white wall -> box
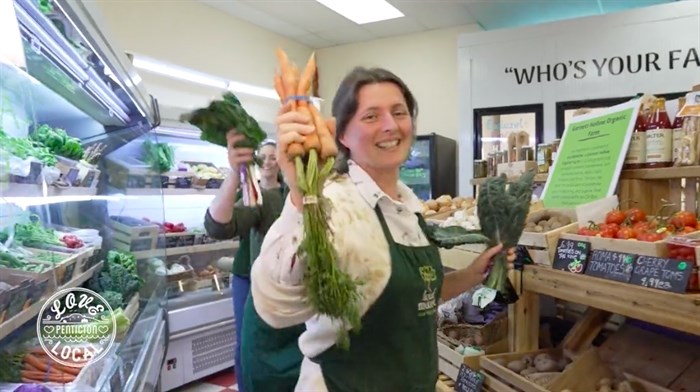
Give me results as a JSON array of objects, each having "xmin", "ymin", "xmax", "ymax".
[
  {"xmin": 457, "ymin": 1, "xmax": 700, "ymax": 196},
  {"xmin": 94, "ymin": 0, "xmax": 313, "ymax": 123},
  {"xmin": 317, "ymin": 25, "xmax": 482, "ymax": 142}
]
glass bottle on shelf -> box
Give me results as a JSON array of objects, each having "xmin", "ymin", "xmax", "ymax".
[
  {"xmin": 644, "ymin": 98, "xmax": 673, "ymax": 168},
  {"xmin": 672, "ymin": 97, "xmax": 686, "ymax": 166},
  {"xmin": 623, "ymin": 110, "xmax": 648, "ymax": 169}
]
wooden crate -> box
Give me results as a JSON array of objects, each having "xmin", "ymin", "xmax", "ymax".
[
  {"xmin": 439, "ymin": 315, "xmax": 509, "ymax": 348},
  {"xmin": 519, "ymin": 209, "xmax": 578, "ymax": 266},
  {"xmin": 108, "ymin": 217, "xmax": 159, "ymax": 252},
  {"xmin": 158, "ymin": 232, "xmax": 196, "ymax": 248},
  {"xmin": 438, "ymin": 338, "xmax": 508, "ymax": 381},
  {"xmin": 26, "ymin": 247, "xmax": 83, "ymax": 287},
  {"xmin": 481, "ymin": 308, "xmax": 613, "ymax": 391},
  {"xmin": 618, "ymin": 166, "xmax": 700, "ymax": 216},
  {"xmin": 560, "ymin": 232, "xmax": 668, "ymax": 257}
]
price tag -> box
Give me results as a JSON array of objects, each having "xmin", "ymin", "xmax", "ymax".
[
  {"xmin": 584, "ymin": 249, "xmax": 635, "ymax": 283},
  {"xmin": 629, "ymin": 255, "xmax": 692, "ymax": 293},
  {"xmin": 472, "ymin": 287, "xmax": 497, "ymax": 309},
  {"xmin": 552, "ymin": 238, "xmax": 590, "ymax": 273},
  {"xmin": 454, "ymin": 364, "xmax": 484, "ymax": 392}
]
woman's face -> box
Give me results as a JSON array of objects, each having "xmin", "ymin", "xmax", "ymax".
[
  {"xmin": 340, "ymin": 82, "xmax": 413, "ymax": 174},
  {"xmin": 258, "ymin": 144, "xmax": 279, "ymax": 179}
]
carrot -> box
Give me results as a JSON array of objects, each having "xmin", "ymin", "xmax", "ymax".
[
  {"xmin": 296, "ymin": 52, "xmax": 316, "ymax": 107},
  {"xmin": 21, "ymin": 370, "xmax": 75, "ymax": 383},
  {"xmin": 24, "ymin": 353, "xmax": 52, "ymax": 373},
  {"xmin": 309, "ymin": 105, "xmax": 337, "ymax": 159},
  {"xmin": 275, "ymin": 48, "xmax": 297, "ymax": 110},
  {"xmin": 273, "ymin": 71, "xmax": 285, "ymax": 104}
]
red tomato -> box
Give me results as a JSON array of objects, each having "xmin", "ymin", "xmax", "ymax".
[
  {"xmin": 625, "ymin": 208, "xmax": 647, "ymax": 224},
  {"xmin": 637, "ymin": 231, "xmax": 664, "ymax": 242},
  {"xmin": 605, "ymin": 210, "xmax": 626, "ymax": 225},
  {"xmin": 616, "ymin": 227, "xmax": 636, "ymax": 240},
  {"xmin": 671, "ymin": 211, "xmax": 698, "ymax": 228},
  {"xmin": 599, "ymin": 223, "xmax": 620, "ymax": 234},
  {"xmin": 682, "ymin": 226, "xmax": 697, "ymax": 234}
]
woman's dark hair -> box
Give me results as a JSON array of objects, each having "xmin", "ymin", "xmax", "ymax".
[{"xmin": 331, "ymin": 67, "xmax": 418, "ymax": 173}]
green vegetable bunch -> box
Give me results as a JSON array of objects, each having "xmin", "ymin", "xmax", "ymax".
[
  {"xmin": 477, "ymin": 172, "xmax": 535, "ymax": 303},
  {"xmin": 142, "ymin": 139, "xmax": 175, "ymax": 173},
  {"xmin": 89, "ymin": 250, "xmax": 141, "ymax": 306},
  {"xmin": 0, "ymin": 129, "xmax": 57, "ymax": 166},
  {"xmin": 13, "ymin": 216, "xmax": 62, "ymax": 247},
  {"xmin": 30, "ymin": 124, "xmax": 84, "ymax": 161},
  {"xmin": 184, "ymin": 92, "xmax": 267, "ymax": 153}
]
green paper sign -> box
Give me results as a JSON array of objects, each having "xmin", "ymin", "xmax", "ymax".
[{"xmin": 542, "ymin": 100, "xmax": 641, "ymax": 208}]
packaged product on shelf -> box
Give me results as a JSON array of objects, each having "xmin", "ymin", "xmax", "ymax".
[
  {"xmin": 673, "ymin": 97, "xmax": 688, "ymax": 166},
  {"xmin": 623, "ymin": 110, "xmax": 648, "ymax": 169},
  {"xmin": 645, "ymin": 97, "xmax": 674, "ymax": 168}
]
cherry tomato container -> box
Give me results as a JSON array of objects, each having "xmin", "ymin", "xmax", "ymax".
[{"xmin": 666, "ymin": 235, "xmax": 700, "ymax": 292}]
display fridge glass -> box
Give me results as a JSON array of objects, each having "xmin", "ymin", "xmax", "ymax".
[{"xmin": 400, "ymin": 138, "xmax": 432, "ymax": 201}]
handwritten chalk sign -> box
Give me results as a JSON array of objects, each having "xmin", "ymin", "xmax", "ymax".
[
  {"xmin": 552, "ymin": 238, "xmax": 590, "ymax": 274},
  {"xmin": 630, "ymin": 256, "xmax": 692, "ymax": 294},
  {"xmin": 584, "ymin": 249, "xmax": 635, "ymax": 283},
  {"xmin": 454, "ymin": 364, "xmax": 484, "ymax": 392}
]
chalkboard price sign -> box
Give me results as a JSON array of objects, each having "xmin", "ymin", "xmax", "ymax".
[
  {"xmin": 584, "ymin": 249, "xmax": 635, "ymax": 283},
  {"xmin": 454, "ymin": 364, "xmax": 484, "ymax": 392},
  {"xmin": 552, "ymin": 238, "xmax": 590, "ymax": 273},
  {"xmin": 630, "ymin": 255, "xmax": 693, "ymax": 294}
]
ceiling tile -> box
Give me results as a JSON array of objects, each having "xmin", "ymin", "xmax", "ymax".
[
  {"xmin": 315, "ymin": 25, "xmax": 376, "ymax": 46},
  {"xmin": 198, "ymin": 0, "xmax": 310, "ymax": 36},
  {"xmin": 244, "ymin": 0, "xmax": 358, "ymax": 33},
  {"xmin": 362, "ymin": 17, "xmax": 427, "ymax": 38},
  {"xmin": 293, "ymin": 33, "xmax": 335, "ymax": 49},
  {"xmin": 397, "ymin": 2, "xmax": 477, "ymax": 29}
]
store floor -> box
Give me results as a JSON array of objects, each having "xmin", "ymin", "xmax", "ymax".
[{"xmin": 171, "ymin": 368, "xmax": 238, "ymax": 392}]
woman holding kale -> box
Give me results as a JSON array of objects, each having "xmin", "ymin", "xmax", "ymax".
[
  {"xmin": 250, "ymin": 67, "xmax": 519, "ymax": 391},
  {"xmin": 202, "ymin": 132, "xmax": 304, "ymax": 389}
]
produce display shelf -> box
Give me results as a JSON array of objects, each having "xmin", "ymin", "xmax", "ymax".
[
  {"xmin": 522, "ymin": 265, "xmax": 700, "ymax": 336},
  {"xmin": 0, "ymin": 261, "xmax": 104, "ymax": 341},
  {"xmin": 118, "ymin": 188, "xmax": 220, "ymax": 196},
  {"xmin": 0, "ymin": 183, "xmax": 98, "ymax": 198},
  {"xmin": 470, "ymin": 173, "xmax": 549, "ymax": 186},
  {"xmin": 620, "ymin": 165, "xmax": 700, "ymax": 180},
  {"xmin": 131, "ymin": 240, "xmax": 240, "ymax": 259}
]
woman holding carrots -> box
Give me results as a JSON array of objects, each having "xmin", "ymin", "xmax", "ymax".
[
  {"xmin": 204, "ymin": 136, "xmax": 304, "ymax": 392},
  {"xmin": 250, "ymin": 66, "xmax": 515, "ymax": 391}
]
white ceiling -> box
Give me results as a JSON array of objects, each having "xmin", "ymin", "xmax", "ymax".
[
  {"xmin": 198, "ymin": 0, "xmax": 478, "ymax": 48},
  {"xmin": 197, "ymin": 0, "xmax": 675, "ymax": 49}
]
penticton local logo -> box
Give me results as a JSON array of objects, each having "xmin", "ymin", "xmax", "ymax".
[{"xmin": 37, "ymin": 288, "xmax": 116, "ymax": 368}]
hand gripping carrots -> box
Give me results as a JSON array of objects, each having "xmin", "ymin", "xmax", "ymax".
[{"xmin": 274, "ymin": 48, "xmax": 361, "ymax": 349}]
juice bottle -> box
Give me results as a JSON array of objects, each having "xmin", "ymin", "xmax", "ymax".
[
  {"xmin": 624, "ymin": 111, "xmax": 648, "ymax": 169},
  {"xmin": 645, "ymin": 98, "xmax": 673, "ymax": 168},
  {"xmin": 672, "ymin": 97, "xmax": 686, "ymax": 166}
]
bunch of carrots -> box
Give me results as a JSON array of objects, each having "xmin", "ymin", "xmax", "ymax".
[
  {"xmin": 18, "ymin": 348, "xmax": 83, "ymax": 384},
  {"xmin": 274, "ymin": 48, "xmax": 362, "ymax": 348}
]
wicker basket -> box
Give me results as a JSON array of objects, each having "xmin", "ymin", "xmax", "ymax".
[{"xmin": 438, "ymin": 314, "xmax": 508, "ymax": 347}]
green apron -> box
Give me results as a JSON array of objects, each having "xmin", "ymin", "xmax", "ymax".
[
  {"xmin": 312, "ymin": 205, "xmax": 444, "ymax": 392},
  {"xmin": 240, "ymin": 293, "xmax": 306, "ymax": 392}
]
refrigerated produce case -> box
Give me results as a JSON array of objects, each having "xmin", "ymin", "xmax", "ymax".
[
  {"xmin": 0, "ymin": 0, "xmax": 174, "ymax": 391},
  {"xmin": 400, "ymin": 133, "xmax": 457, "ymax": 200}
]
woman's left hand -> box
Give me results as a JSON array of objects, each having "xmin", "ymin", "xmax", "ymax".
[{"xmin": 468, "ymin": 244, "xmax": 516, "ymax": 284}]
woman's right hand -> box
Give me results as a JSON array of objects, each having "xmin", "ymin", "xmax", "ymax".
[
  {"xmin": 275, "ymin": 103, "xmax": 315, "ymax": 206},
  {"xmin": 226, "ymin": 130, "xmax": 255, "ymax": 177}
]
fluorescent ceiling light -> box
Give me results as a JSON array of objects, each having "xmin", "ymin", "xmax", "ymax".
[
  {"xmin": 132, "ymin": 55, "xmax": 228, "ymax": 90},
  {"xmin": 315, "ymin": 0, "xmax": 404, "ymax": 24},
  {"xmin": 131, "ymin": 54, "xmax": 282, "ymax": 101}
]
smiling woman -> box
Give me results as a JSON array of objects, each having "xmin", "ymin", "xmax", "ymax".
[{"xmin": 248, "ymin": 66, "xmax": 515, "ymax": 391}]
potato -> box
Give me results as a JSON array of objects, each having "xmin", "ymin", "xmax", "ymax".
[
  {"xmin": 423, "ymin": 210, "xmax": 436, "ymax": 216},
  {"xmin": 453, "ymin": 196, "xmax": 465, "ymax": 205},
  {"xmin": 598, "ymin": 386, "xmax": 611, "ymax": 392},
  {"xmin": 473, "ymin": 334, "xmax": 483, "ymax": 346},
  {"xmin": 466, "ymin": 206, "xmax": 476, "ymax": 215},
  {"xmin": 436, "ymin": 195, "xmax": 452, "ymax": 207},
  {"xmin": 426, "ymin": 200, "xmax": 439, "ymax": 211},
  {"xmin": 460, "ymin": 200, "xmax": 472, "ymax": 209},
  {"xmin": 534, "ymin": 225, "xmax": 544, "ymax": 233},
  {"xmin": 438, "ymin": 206, "xmax": 452, "ymax": 213},
  {"xmin": 520, "ymin": 367, "xmax": 537, "ymax": 376},
  {"xmin": 616, "ymin": 381, "xmax": 634, "ymax": 392},
  {"xmin": 526, "ymin": 221, "xmax": 536, "ymax": 228},
  {"xmin": 506, "ymin": 360, "xmax": 526, "ymax": 373},
  {"xmin": 559, "ymin": 215, "xmax": 572, "ymax": 225},
  {"xmin": 521, "ymin": 355, "xmax": 534, "ymax": 366},
  {"xmin": 448, "ymin": 330, "xmax": 458, "ymax": 339}
]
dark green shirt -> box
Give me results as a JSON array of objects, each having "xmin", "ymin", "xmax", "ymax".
[{"xmin": 204, "ymin": 186, "xmax": 287, "ymax": 277}]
